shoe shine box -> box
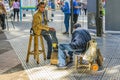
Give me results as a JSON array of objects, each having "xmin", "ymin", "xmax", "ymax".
[{"xmin": 50, "ymin": 51, "xmax": 70, "ymax": 65}]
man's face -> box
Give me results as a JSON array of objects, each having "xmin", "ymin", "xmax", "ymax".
[{"xmin": 38, "ymin": 4, "xmax": 46, "ymax": 13}]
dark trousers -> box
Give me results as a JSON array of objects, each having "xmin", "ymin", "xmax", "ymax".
[
  {"xmin": 84, "ymin": 8, "xmax": 87, "ymax": 15},
  {"xmin": 0, "ymin": 14, "xmax": 6, "ymax": 29},
  {"xmin": 73, "ymin": 14, "xmax": 79, "ymax": 24},
  {"xmin": 41, "ymin": 30, "xmax": 58, "ymax": 59},
  {"xmin": 13, "ymin": 8, "xmax": 19, "ymax": 20}
]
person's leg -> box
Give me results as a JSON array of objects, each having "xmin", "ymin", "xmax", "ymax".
[
  {"xmin": 0, "ymin": 14, "xmax": 2, "ymax": 28},
  {"xmin": 1, "ymin": 14, "xmax": 6, "ymax": 30},
  {"xmin": 73, "ymin": 14, "xmax": 76, "ymax": 24},
  {"xmin": 41, "ymin": 30, "xmax": 52, "ymax": 59},
  {"xmin": 84, "ymin": 8, "xmax": 87, "ymax": 15},
  {"xmin": 49, "ymin": 30, "xmax": 58, "ymax": 44},
  {"xmin": 58, "ymin": 44, "xmax": 67, "ymax": 66},
  {"xmin": 64, "ymin": 14, "xmax": 70, "ymax": 33},
  {"xmin": 75, "ymin": 14, "xmax": 79, "ymax": 23},
  {"xmin": 16, "ymin": 9, "xmax": 19, "ymax": 21},
  {"xmin": 64, "ymin": 14, "xmax": 67, "ymax": 33},
  {"xmin": 13, "ymin": 9, "xmax": 16, "ymax": 21},
  {"xmin": 65, "ymin": 14, "xmax": 70, "ymax": 33},
  {"xmin": 73, "ymin": 14, "xmax": 78, "ymax": 24},
  {"xmin": 58, "ymin": 44, "xmax": 73, "ymax": 67},
  {"xmin": 68, "ymin": 51, "xmax": 73, "ymax": 62}
]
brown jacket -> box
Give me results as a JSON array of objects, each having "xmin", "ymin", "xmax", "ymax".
[
  {"xmin": 0, "ymin": 2, "xmax": 6, "ymax": 14},
  {"xmin": 32, "ymin": 10, "xmax": 49, "ymax": 35}
]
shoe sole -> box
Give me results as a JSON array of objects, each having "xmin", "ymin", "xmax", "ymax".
[{"xmin": 57, "ymin": 67, "xmax": 67, "ymax": 70}]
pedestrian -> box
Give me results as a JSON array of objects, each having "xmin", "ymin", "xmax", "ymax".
[
  {"xmin": 57, "ymin": 23, "xmax": 91, "ymax": 69},
  {"xmin": 12, "ymin": 0, "xmax": 20, "ymax": 21},
  {"xmin": 0, "ymin": 1, "xmax": 7, "ymax": 30},
  {"xmin": 82, "ymin": 3, "xmax": 87, "ymax": 15},
  {"xmin": 32, "ymin": 2, "xmax": 58, "ymax": 59},
  {"xmin": 73, "ymin": 0, "xmax": 81, "ymax": 24},
  {"xmin": 61, "ymin": 0, "xmax": 71, "ymax": 34}
]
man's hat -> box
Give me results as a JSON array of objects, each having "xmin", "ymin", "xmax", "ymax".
[{"xmin": 73, "ymin": 23, "xmax": 81, "ymax": 28}]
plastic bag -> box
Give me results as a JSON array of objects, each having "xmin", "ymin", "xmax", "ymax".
[{"xmin": 83, "ymin": 39, "xmax": 97, "ymax": 62}]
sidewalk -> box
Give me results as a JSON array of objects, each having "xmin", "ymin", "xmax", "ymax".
[{"xmin": 1, "ymin": 10, "xmax": 120, "ymax": 80}]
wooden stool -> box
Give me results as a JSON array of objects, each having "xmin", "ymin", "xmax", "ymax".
[
  {"xmin": 26, "ymin": 34, "xmax": 46, "ymax": 64},
  {"xmin": 75, "ymin": 54, "xmax": 92, "ymax": 70},
  {"xmin": 74, "ymin": 40, "xmax": 100, "ymax": 71}
]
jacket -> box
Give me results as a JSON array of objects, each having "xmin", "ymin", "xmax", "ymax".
[
  {"xmin": 32, "ymin": 10, "xmax": 49, "ymax": 35},
  {"xmin": 0, "ymin": 2, "xmax": 6, "ymax": 14},
  {"xmin": 70, "ymin": 28, "xmax": 91, "ymax": 52},
  {"xmin": 61, "ymin": 0, "xmax": 71, "ymax": 14}
]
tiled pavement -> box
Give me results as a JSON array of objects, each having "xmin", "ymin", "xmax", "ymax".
[{"xmin": 0, "ymin": 10, "xmax": 120, "ymax": 80}]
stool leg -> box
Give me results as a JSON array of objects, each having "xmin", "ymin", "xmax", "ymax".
[
  {"xmin": 26, "ymin": 35, "xmax": 33, "ymax": 63},
  {"xmin": 75, "ymin": 55, "xmax": 78, "ymax": 70},
  {"xmin": 40, "ymin": 35, "xmax": 46, "ymax": 60},
  {"xmin": 88, "ymin": 62, "xmax": 92, "ymax": 70},
  {"xmin": 34, "ymin": 35, "xmax": 39, "ymax": 64},
  {"xmin": 80, "ymin": 56, "xmax": 83, "ymax": 64}
]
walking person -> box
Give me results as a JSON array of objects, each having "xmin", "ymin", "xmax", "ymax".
[
  {"xmin": 82, "ymin": 3, "xmax": 87, "ymax": 15},
  {"xmin": 32, "ymin": 2, "xmax": 58, "ymax": 59},
  {"xmin": 0, "ymin": 1, "xmax": 7, "ymax": 30},
  {"xmin": 61, "ymin": 0, "xmax": 71, "ymax": 34},
  {"xmin": 12, "ymin": 0, "xmax": 20, "ymax": 21}
]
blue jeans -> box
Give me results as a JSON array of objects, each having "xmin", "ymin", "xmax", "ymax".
[
  {"xmin": 64, "ymin": 13, "xmax": 70, "ymax": 32},
  {"xmin": 58, "ymin": 44, "xmax": 74, "ymax": 66},
  {"xmin": 41, "ymin": 30, "xmax": 58, "ymax": 58},
  {"xmin": 58, "ymin": 44, "xmax": 83, "ymax": 66}
]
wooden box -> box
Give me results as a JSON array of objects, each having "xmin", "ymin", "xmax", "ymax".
[{"xmin": 50, "ymin": 52, "xmax": 70, "ymax": 65}]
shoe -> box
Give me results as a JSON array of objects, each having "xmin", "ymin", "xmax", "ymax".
[
  {"xmin": 2, "ymin": 28, "xmax": 6, "ymax": 30},
  {"xmin": 57, "ymin": 64, "xmax": 67, "ymax": 69},
  {"xmin": 47, "ymin": 56, "xmax": 51, "ymax": 59},
  {"xmin": 53, "ymin": 49, "xmax": 58, "ymax": 52},
  {"xmin": 62, "ymin": 32, "xmax": 69, "ymax": 34}
]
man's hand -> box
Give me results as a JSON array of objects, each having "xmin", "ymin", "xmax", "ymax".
[{"xmin": 49, "ymin": 27, "xmax": 55, "ymax": 31}]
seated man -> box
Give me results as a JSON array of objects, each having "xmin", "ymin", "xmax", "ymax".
[
  {"xmin": 32, "ymin": 2, "xmax": 58, "ymax": 59},
  {"xmin": 57, "ymin": 23, "xmax": 91, "ymax": 69},
  {"xmin": 0, "ymin": 1, "xmax": 7, "ymax": 30}
]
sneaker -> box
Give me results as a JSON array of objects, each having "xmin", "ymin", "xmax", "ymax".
[{"xmin": 57, "ymin": 64, "xmax": 67, "ymax": 69}]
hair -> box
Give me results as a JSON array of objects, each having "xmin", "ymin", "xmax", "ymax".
[
  {"xmin": 36, "ymin": 1, "xmax": 46, "ymax": 10},
  {"xmin": 37, "ymin": 1, "xmax": 46, "ymax": 7},
  {"xmin": 15, "ymin": 0, "xmax": 17, "ymax": 2},
  {"xmin": 73, "ymin": 23, "xmax": 81, "ymax": 28}
]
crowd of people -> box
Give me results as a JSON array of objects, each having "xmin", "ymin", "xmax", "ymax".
[{"xmin": 0, "ymin": 0, "xmax": 20, "ymax": 30}]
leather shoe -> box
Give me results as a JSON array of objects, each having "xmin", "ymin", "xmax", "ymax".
[{"xmin": 62, "ymin": 32, "xmax": 69, "ymax": 34}]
